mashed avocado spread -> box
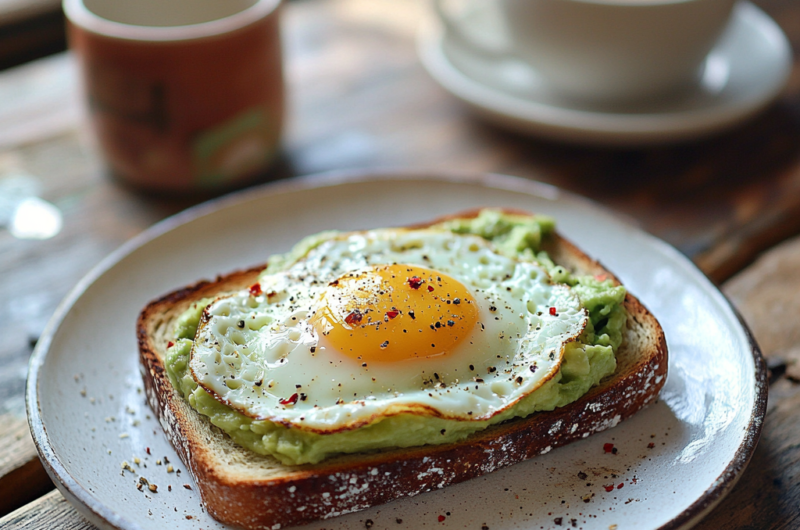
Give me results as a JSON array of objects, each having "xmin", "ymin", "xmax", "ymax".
[{"xmin": 165, "ymin": 210, "xmax": 626, "ymax": 465}]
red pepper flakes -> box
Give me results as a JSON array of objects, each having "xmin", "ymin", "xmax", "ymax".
[
  {"xmin": 279, "ymin": 393, "xmax": 299, "ymax": 406},
  {"xmin": 249, "ymin": 283, "xmax": 263, "ymax": 297},
  {"xmin": 604, "ymin": 484, "xmax": 614, "ymax": 492},
  {"xmin": 438, "ymin": 515, "xmax": 446, "ymax": 522},
  {"xmin": 345, "ymin": 311, "xmax": 363, "ymax": 326},
  {"xmin": 166, "ymin": 341, "xmax": 174, "ymax": 348},
  {"xmin": 603, "ymin": 443, "xmax": 615, "ymax": 453},
  {"xmin": 647, "ymin": 442, "xmax": 655, "ymax": 449},
  {"xmin": 386, "ymin": 310, "xmax": 399, "ymax": 320},
  {"xmin": 407, "ymin": 276, "xmax": 423, "ymax": 289},
  {"xmin": 146, "ymin": 447, "xmax": 151, "ymax": 455},
  {"xmin": 617, "ymin": 483, "xmax": 624, "ymax": 489},
  {"xmin": 549, "ymin": 307, "xmax": 557, "ymax": 316},
  {"xmin": 427, "ymin": 285, "xmax": 435, "ymax": 292}
]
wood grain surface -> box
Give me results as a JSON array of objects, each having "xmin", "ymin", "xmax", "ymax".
[
  {"xmin": 0, "ymin": 415, "xmax": 52, "ymax": 516},
  {"xmin": 0, "ymin": 0, "xmax": 799, "ymax": 527},
  {"xmin": 0, "ymin": 490, "xmax": 93, "ymax": 530}
]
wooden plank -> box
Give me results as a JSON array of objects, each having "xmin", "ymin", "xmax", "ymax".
[
  {"xmin": 0, "ymin": 415, "xmax": 52, "ymax": 517},
  {"xmin": 0, "ymin": 53, "xmax": 82, "ymax": 149},
  {"xmin": 0, "ymin": 490, "xmax": 94, "ymax": 530}
]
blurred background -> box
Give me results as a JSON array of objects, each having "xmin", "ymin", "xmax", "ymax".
[{"xmin": 0, "ymin": 0, "xmax": 65, "ymax": 70}]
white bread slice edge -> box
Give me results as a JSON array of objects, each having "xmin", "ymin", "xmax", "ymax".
[{"xmin": 137, "ymin": 211, "xmax": 668, "ymax": 530}]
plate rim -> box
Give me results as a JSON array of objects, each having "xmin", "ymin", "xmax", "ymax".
[{"xmin": 26, "ymin": 169, "xmax": 767, "ymax": 530}]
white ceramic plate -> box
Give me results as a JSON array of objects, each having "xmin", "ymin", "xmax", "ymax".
[
  {"xmin": 418, "ymin": 2, "xmax": 792, "ymax": 145},
  {"xmin": 28, "ymin": 171, "xmax": 765, "ymax": 530}
]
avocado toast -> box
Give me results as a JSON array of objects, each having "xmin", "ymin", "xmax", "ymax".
[{"xmin": 138, "ymin": 209, "xmax": 667, "ymax": 529}]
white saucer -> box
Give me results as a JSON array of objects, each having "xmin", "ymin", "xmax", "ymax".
[{"xmin": 418, "ymin": 2, "xmax": 792, "ymax": 146}]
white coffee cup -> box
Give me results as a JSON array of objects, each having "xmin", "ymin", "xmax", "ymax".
[{"xmin": 434, "ymin": 0, "xmax": 738, "ymax": 104}]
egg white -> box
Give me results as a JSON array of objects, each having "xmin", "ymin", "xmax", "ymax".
[{"xmin": 188, "ymin": 229, "xmax": 587, "ymax": 432}]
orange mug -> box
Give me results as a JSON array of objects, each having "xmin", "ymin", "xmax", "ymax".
[{"xmin": 64, "ymin": 0, "xmax": 284, "ymax": 192}]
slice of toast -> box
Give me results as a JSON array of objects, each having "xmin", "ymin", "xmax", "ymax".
[{"xmin": 137, "ymin": 212, "xmax": 667, "ymax": 530}]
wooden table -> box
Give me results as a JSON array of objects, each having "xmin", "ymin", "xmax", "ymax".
[
  {"xmin": 0, "ymin": 0, "xmax": 63, "ymax": 70},
  {"xmin": 1, "ymin": 0, "xmax": 799, "ymax": 527}
]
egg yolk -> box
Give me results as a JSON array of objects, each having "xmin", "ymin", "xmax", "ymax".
[{"xmin": 311, "ymin": 264, "xmax": 479, "ymax": 363}]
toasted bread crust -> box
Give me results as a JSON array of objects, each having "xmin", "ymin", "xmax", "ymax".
[{"xmin": 138, "ymin": 211, "xmax": 667, "ymax": 530}]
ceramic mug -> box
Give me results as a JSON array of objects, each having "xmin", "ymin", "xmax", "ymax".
[
  {"xmin": 64, "ymin": 0, "xmax": 284, "ymax": 192},
  {"xmin": 434, "ymin": 0, "xmax": 738, "ymax": 104}
]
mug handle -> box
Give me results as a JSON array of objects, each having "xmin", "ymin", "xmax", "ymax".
[{"xmin": 431, "ymin": 0, "xmax": 510, "ymax": 58}]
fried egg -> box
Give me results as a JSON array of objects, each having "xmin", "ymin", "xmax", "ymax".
[{"xmin": 189, "ymin": 229, "xmax": 587, "ymax": 433}]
